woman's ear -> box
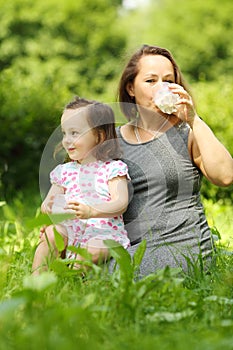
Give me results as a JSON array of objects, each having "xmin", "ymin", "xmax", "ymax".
[{"xmin": 126, "ymin": 82, "xmax": 135, "ymax": 97}]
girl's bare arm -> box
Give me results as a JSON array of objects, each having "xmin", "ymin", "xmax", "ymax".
[{"xmin": 67, "ymin": 176, "xmax": 129, "ymax": 219}]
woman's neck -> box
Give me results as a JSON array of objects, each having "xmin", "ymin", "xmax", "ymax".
[{"xmin": 137, "ymin": 113, "xmax": 179, "ymax": 132}]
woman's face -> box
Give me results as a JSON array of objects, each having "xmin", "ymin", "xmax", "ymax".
[{"xmin": 127, "ymin": 54, "xmax": 176, "ymax": 112}]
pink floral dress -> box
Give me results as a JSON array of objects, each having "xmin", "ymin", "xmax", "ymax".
[{"xmin": 50, "ymin": 160, "xmax": 130, "ymax": 256}]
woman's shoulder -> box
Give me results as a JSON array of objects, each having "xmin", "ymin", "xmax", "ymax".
[
  {"xmin": 117, "ymin": 123, "xmax": 136, "ymax": 143},
  {"xmin": 119, "ymin": 122, "xmax": 134, "ymax": 133}
]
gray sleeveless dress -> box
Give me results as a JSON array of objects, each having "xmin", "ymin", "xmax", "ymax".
[{"xmin": 114, "ymin": 123, "xmax": 214, "ymax": 276}]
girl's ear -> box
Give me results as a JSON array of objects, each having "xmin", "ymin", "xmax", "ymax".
[
  {"xmin": 96, "ymin": 130, "xmax": 106, "ymax": 144},
  {"xmin": 126, "ymin": 82, "xmax": 135, "ymax": 97}
]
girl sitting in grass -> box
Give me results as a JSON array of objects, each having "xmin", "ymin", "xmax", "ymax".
[{"xmin": 32, "ymin": 97, "xmax": 130, "ymax": 275}]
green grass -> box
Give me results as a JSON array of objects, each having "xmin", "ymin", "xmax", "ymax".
[{"xmin": 0, "ymin": 196, "xmax": 232, "ymax": 350}]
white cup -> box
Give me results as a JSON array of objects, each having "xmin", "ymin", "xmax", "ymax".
[
  {"xmin": 153, "ymin": 82, "xmax": 180, "ymax": 114},
  {"xmin": 51, "ymin": 194, "xmax": 68, "ymax": 214}
]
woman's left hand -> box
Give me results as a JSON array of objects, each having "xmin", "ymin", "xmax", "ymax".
[
  {"xmin": 66, "ymin": 200, "xmax": 92, "ymax": 219},
  {"xmin": 170, "ymin": 84, "xmax": 197, "ymax": 126}
]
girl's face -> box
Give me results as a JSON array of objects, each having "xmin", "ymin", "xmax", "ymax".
[
  {"xmin": 127, "ymin": 54, "xmax": 176, "ymax": 113},
  {"xmin": 61, "ymin": 109, "xmax": 98, "ymax": 164}
]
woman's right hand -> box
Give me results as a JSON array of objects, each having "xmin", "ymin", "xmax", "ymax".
[{"xmin": 169, "ymin": 83, "xmax": 197, "ymax": 126}]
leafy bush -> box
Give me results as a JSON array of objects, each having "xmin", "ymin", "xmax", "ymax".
[
  {"xmin": 0, "ymin": 0, "xmax": 126, "ymax": 199},
  {"xmin": 0, "ymin": 0, "xmax": 232, "ymax": 204},
  {"xmin": 193, "ymin": 78, "xmax": 233, "ymax": 202},
  {"xmin": 122, "ymin": 0, "xmax": 233, "ymax": 82}
]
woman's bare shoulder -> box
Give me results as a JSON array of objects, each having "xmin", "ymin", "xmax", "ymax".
[{"xmin": 120, "ymin": 123, "xmax": 136, "ymax": 143}]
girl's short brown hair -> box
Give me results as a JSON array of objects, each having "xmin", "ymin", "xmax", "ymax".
[{"xmin": 63, "ymin": 96, "xmax": 122, "ymax": 161}]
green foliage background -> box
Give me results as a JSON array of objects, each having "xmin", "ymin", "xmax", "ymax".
[
  {"xmin": 0, "ymin": 0, "xmax": 126, "ymax": 198},
  {"xmin": 0, "ymin": 2, "xmax": 232, "ymax": 347},
  {"xmin": 0, "ymin": 0, "xmax": 232, "ymax": 203}
]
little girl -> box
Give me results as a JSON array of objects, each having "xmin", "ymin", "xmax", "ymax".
[{"xmin": 32, "ymin": 97, "xmax": 130, "ymax": 275}]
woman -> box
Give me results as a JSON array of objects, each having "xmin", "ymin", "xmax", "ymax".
[{"xmin": 115, "ymin": 44, "xmax": 233, "ymax": 276}]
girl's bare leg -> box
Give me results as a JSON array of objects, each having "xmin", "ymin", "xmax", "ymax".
[
  {"xmin": 85, "ymin": 238, "xmax": 109, "ymax": 264},
  {"xmin": 73, "ymin": 238, "xmax": 109, "ymax": 270},
  {"xmin": 32, "ymin": 224, "xmax": 68, "ymax": 275}
]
